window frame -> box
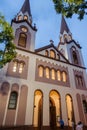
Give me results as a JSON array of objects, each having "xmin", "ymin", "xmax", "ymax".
[
  {"xmin": 38, "ymin": 66, "xmax": 44, "ymax": 77},
  {"xmin": 45, "ymin": 50, "xmax": 49, "ymax": 57},
  {"xmin": 62, "ymin": 71, "xmax": 67, "ymax": 82},
  {"xmin": 18, "ymin": 33, "xmax": 27, "ymax": 47},
  {"xmin": 51, "ymin": 68, "xmax": 56, "ymax": 80},
  {"xmin": 82, "ymin": 100, "xmax": 87, "ymax": 113},
  {"xmin": 18, "ymin": 15, "xmax": 22, "ymax": 21},
  {"xmin": 72, "ymin": 50, "xmax": 78, "ymax": 64},
  {"xmin": 24, "ymin": 15, "xmax": 28, "ymax": 20},
  {"xmin": 45, "ymin": 67, "xmax": 50, "ymax": 79},
  {"xmin": 8, "ymin": 91, "xmax": 18, "ymax": 109},
  {"xmin": 50, "ymin": 50, "xmax": 56, "ymax": 59},
  {"xmin": 19, "ymin": 62, "xmax": 25, "ymax": 74},
  {"xmin": 57, "ymin": 70, "xmax": 61, "ymax": 81},
  {"xmin": 13, "ymin": 60, "xmax": 18, "ymax": 72}
]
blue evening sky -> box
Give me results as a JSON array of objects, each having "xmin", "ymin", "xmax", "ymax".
[{"xmin": 0, "ymin": 0, "xmax": 87, "ymax": 68}]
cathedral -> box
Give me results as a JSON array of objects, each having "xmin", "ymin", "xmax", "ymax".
[{"xmin": 0, "ymin": 0, "xmax": 87, "ymax": 130}]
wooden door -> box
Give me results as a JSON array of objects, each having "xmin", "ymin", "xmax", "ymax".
[{"xmin": 50, "ymin": 106, "xmax": 56, "ymax": 127}]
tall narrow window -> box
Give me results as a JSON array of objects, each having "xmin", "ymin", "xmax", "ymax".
[
  {"xmin": 18, "ymin": 33, "xmax": 27, "ymax": 47},
  {"xmin": 62, "ymin": 71, "xmax": 67, "ymax": 82},
  {"xmin": 51, "ymin": 69, "xmax": 55, "ymax": 80},
  {"xmin": 13, "ymin": 61, "xmax": 18, "ymax": 72},
  {"xmin": 50, "ymin": 50, "xmax": 56, "ymax": 58},
  {"xmin": 76, "ymin": 75, "xmax": 84, "ymax": 87},
  {"xmin": 57, "ymin": 70, "xmax": 61, "ymax": 81},
  {"xmin": 79, "ymin": 76, "xmax": 83, "ymax": 86},
  {"xmin": 69, "ymin": 35, "xmax": 72, "ymax": 41},
  {"xmin": 83, "ymin": 100, "xmax": 87, "ymax": 113},
  {"xmin": 72, "ymin": 51, "xmax": 78, "ymax": 64},
  {"xmin": 8, "ymin": 91, "xmax": 18, "ymax": 109},
  {"xmin": 19, "ymin": 62, "xmax": 24, "ymax": 73},
  {"xmin": 64, "ymin": 34, "xmax": 67, "ymax": 42},
  {"xmin": 39, "ymin": 66, "xmax": 44, "ymax": 77},
  {"xmin": 45, "ymin": 67, "xmax": 50, "ymax": 79},
  {"xmin": 76, "ymin": 75, "xmax": 80, "ymax": 85},
  {"xmin": 45, "ymin": 50, "xmax": 49, "ymax": 57}
]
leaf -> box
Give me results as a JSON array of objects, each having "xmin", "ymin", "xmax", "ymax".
[
  {"xmin": 52, "ymin": 0, "xmax": 87, "ymax": 20},
  {"xmin": 0, "ymin": 13, "xmax": 16, "ymax": 68}
]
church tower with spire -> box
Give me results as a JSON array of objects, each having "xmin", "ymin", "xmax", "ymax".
[
  {"xmin": 58, "ymin": 16, "xmax": 85, "ymax": 67},
  {"xmin": 12, "ymin": 0, "xmax": 37, "ymax": 52}
]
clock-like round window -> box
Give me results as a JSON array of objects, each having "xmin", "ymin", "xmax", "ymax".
[{"xmin": 21, "ymin": 27, "xmax": 28, "ymax": 33}]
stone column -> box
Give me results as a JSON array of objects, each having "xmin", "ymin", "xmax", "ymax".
[
  {"xmin": 43, "ymin": 92, "xmax": 49, "ymax": 126},
  {"xmin": 61, "ymin": 94, "xmax": 68, "ymax": 126}
]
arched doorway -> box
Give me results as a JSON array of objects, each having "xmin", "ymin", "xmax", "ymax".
[
  {"xmin": 49, "ymin": 90, "xmax": 61, "ymax": 127},
  {"xmin": 33, "ymin": 90, "xmax": 43, "ymax": 128},
  {"xmin": 66, "ymin": 94, "xmax": 75, "ymax": 126}
]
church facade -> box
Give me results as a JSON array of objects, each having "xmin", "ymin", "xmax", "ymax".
[{"xmin": 0, "ymin": 0, "xmax": 87, "ymax": 129}]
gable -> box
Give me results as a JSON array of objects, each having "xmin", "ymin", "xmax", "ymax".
[
  {"xmin": 68, "ymin": 40, "xmax": 81, "ymax": 49},
  {"xmin": 35, "ymin": 44, "xmax": 69, "ymax": 63}
]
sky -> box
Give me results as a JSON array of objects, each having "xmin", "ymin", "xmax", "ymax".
[{"xmin": 0, "ymin": 0, "xmax": 87, "ymax": 68}]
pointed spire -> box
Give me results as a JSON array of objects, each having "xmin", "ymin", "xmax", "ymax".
[
  {"xmin": 20, "ymin": 0, "xmax": 31, "ymax": 16},
  {"xmin": 60, "ymin": 15, "xmax": 70, "ymax": 34}
]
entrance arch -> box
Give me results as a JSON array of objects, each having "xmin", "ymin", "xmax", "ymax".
[
  {"xmin": 66, "ymin": 94, "xmax": 75, "ymax": 126},
  {"xmin": 33, "ymin": 90, "xmax": 43, "ymax": 127},
  {"xmin": 49, "ymin": 90, "xmax": 61, "ymax": 127}
]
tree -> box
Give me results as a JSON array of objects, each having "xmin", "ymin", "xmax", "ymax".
[
  {"xmin": 0, "ymin": 14, "xmax": 16, "ymax": 68},
  {"xmin": 52, "ymin": 0, "xmax": 87, "ymax": 20}
]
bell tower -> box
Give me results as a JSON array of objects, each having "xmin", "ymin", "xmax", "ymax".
[
  {"xmin": 11, "ymin": 0, "xmax": 37, "ymax": 52},
  {"xmin": 58, "ymin": 16, "xmax": 85, "ymax": 67}
]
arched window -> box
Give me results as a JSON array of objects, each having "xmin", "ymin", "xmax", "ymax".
[
  {"xmin": 24, "ymin": 15, "xmax": 28, "ymax": 20},
  {"xmin": 8, "ymin": 91, "xmax": 18, "ymax": 109},
  {"xmin": 69, "ymin": 35, "xmax": 72, "ymax": 41},
  {"xmin": 64, "ymin": 34, "xmax": 67, "ymax": 38},
  {"xmin": 50, "ymin": 50, "xmax": 56, "ymax": 58},
  {"xmin": 18, "ymin": 33, "xmax": 27, "ymax": 47},
  {"xmin": 38, "ymin": 66, "xmax": 44, "ymax": 77},
  {"xmin": 19, "ymin": 62, "xmax": 24, "ymax": 73},
  {"xmin": 13, "ymin": 61, "xmax": 18, "ymax": 72},
  {"xmin": 72, "ymin": 51, "xmax": 78, "ymax": 64},
  {"xmin": 64, "ymin": 34, "xmax": 67, "ymax": 42},
  {"xmin": 76, "ymin": 75, "xmax": 79, "ymax": 85},
  {"xmin": 83, "ymin": 100, "xmax": 87, "ymax": 113},
  {"xmin": 57, "ymin": 70, "xmax": 61, "ymax": 81},
  {"xmin": 45, "ymin": 50, "xmax": 49, "ymax": 57},
  {"xmin": 79, "ymin": 76, "xmax": 83, "ymax": 86},
  {"xmin": 62, "ymin": 71, "xmax": 67, "ymax": 82},
  {"xmin": 51, "ymin": 69, "xmax": 56, "ymax": 80},
  {"xmin": 76, "ymin": 75, "xmax": 83, "ymax": 87},
  {"xmin": 45, "ymin": 67, "xmax": 50, "ymax": 79},
  {"xmin": 18, "ymin": 15, "xmax": 22, "ymax": 21}
]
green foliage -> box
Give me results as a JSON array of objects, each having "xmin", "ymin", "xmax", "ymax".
[
  {"xmin": 0, "ymin": 14, "xmax": 16, "ymax": 68},
  {"xmin": 52, "ymin": 0, "xmax": 87, "ymax": 20}
]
